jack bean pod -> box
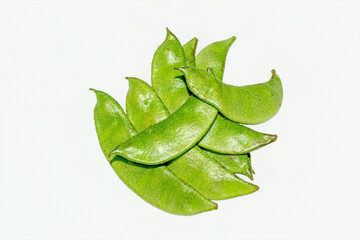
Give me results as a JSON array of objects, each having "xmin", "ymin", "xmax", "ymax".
[
  {"xmin": 183, "ymin": 37, "xmax": 198, "ymax": 67},
  {"xmin": 198, "ymin": 115, "xmax": 277, "ymax": 154},
  {"xmin": 91, "ymin": 89, "xmax": 217, "ymax": 215},
  {"xmin": 196, "ymin": 36, "xmax": 236, "ymax": 81},
  {"xmin": 151, "ymin": 29, "xmax": 272, "ymax": 167},
  {"xmin": 125, "ymin": 77, "xmax": 259, "ymax": 199},
  {"xmin": 109, "ymin": 95, "xmax": 218, "ymax": 165},
  {"xmin": 179, "ymin": 66, "xmax": 283, "ymax": 125},
  {"xmin": 152, "ymin": 28, "xmax": 189, "ymax": 113}
]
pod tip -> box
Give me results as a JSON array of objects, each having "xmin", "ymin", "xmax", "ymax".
[
  {"xmin": 214, "ymin": 203, "xmax": 218, "ymax": 210},
  {"xmin": 89, "ymin": 88, "xmax": 99, "ymax": 94},
  {"xmin": 271, "ymin": 69, "xmax": 277, "ymax": 77},
  {"xmin": 166, "ymin": 27, "xmax": 175, "ymax": 40},
  {"xmin": 247, "ymin": 171, "xmax": 254, "ymax": 181},
  {"xmin": 188, "ymin": 37, "xmax": 198, "ymax": 47},
  {"xmin": 224, "ymin": 36, "xmax": 236, "ymax": 45}
]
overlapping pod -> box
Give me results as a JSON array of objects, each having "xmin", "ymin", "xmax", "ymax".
[
  {"xmin": 179, "ymin": 66, "xmax": 283, "ymax": 125},
  {"xmin": 196, "ymin": 36, "xmax": 236, "ymax": 81},
  {"xmin": 151, "ymin": 28, "xmax": 189, "ymax": 114},
  {"xmin": 126, "ymin": 75, "xmax": 253, "ymax": 178},
  {"xmin": 152, "ymin": 30, "xmax": 276, "ymax": 156},
  {"xmin": 183, "ymin": 37, "xmax": 198, "ymax": 67},
  {"xmin": 109, "ymin": 96, "xmax": 218, "ymax": 165},
  {"xmin": 126, "ymin": 77, "xmax": 259, "ymax": 199},
  {"xmin": 152, "ymin": 33, "xmax": 257, "ymax": 175},
  {"xmin": 127, "ymin": 70, "xmax": 255, "ymax": 178},
  {"xmin": 91, "ymin": 89, "xmax": 217, "ymax": 215},
  {"xmin": 198, "ymin": 115, "xmax": 277, "ymax": 154},
  {"xmin": 90, "ymin": 28, "xmax": 282, "ymax": 215}
]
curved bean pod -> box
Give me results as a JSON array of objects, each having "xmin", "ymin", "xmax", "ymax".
[
  {"xmin": 151, "ymin": 29, "xmax": 274, "ymax": 160},
  {"xmin": 168, "ymin": 149, "xmax": 258, "ymax": 199},
  {"xmin": 126, "ymin": 77, "xmax": 169, "ymax": 132},
  {"xmin": 125, "ymin": 78, "xmax": 259, "ymax": 199},
  {"xmin": 198, "ymin": 115, "xmax": 277, "ymax": 154},
  {"xmin": 196, "ymin": 36, "xmax": 236, "ymax": 81},
  {"xmin": 179, "ymin": 66, "xmax": 283, "ymax": 124},
  {"xmin": 183, "ymin": 37, "xmax": 198, "ymax": 67},
  {"xmin": 91, "ymin": 89, "xmax": 217, "ymax": 215},
  {"xmin": 109, "ymin": 95, "xmax": 218, "ymax": 165},
  {"xmin": 151, "ymin": 28, "xmax": 189, "ymax": 114}
]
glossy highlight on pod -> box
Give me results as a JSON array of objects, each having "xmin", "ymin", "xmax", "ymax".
[{"xmin": 90, "ymin": 28, "xmax": 283, "ymax": 215}]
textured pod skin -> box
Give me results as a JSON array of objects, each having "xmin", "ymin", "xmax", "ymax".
[
  {"xmin": 183, "ymin": 37, "xmax": 198, "ymax": 67},
  {"xmin": 196, "ymin": 36, "xmax": 236, "ymax": 81},
  {"xmin": 199, "ymin": 115, "xmax": 277, "ymax": 154},
  {"xmin": 91, "ymin": 89, "xmax": 217, "ymax": 215},
  {"xmin": 125, "ymin": 78, "xmax": 259, "ymax": 199},
  {"xmin": 167, "ymin": 148, "xmax": 258, "ymax": 199},
  {"xmin": 204, "ymin": 152, "xmax": 254, "ymax": 180},
  {"xmin": 151, "ymin": 30, "xmax": 271, "ymax": 168},
  {"xmin": 109, "ymin": 96, "xmax": 218, "ymax": 165},
  {"xmin": 126, "ymin": 77, "xmax": 169, "ymax": 132},
  {"xmin": 180, "ymin": 66, "xmax": 283, "ymax": 124},
  {"xmin": 152, "ymin": 28, "xmax": 189, "ymax": 113}
]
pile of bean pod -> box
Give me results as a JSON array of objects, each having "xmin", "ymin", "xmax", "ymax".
[{"xmin": 91, "ymin": 29, "xmax": 283, "ymax": 215}]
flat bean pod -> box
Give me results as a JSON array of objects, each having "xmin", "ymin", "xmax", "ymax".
[
  {"xmin": 125, "ymin": 77, "xmax": 256, "ymax": 176},
  {"xmin": 91, "ymin": 89, "xmax": 216, "ymax": 215},
  {"xmin": 126, "ymin": 77, "xmax": 169, "ymax": 133},
  {"xmin": 125, "ymin": 77, "xmax": 259, "ymax": 199},
  {"xmin": 168, "ymin": 148, "xmax": 258, "ymax": 199},
  {"xmin": 152, "ymin": 28, "xmax": 189, "ymax": 113},
  {"xmin": 198, "ymin": 115, "xmax": 277, "ymax": 154},
  {"xmin": 109, "ymin": 96, "xmax": 218, "ymax": 165},
  {"xmin": 151, "ymin": 30, "xmax": 272, "ymax": 167},
  {"xmin": 196, "ymin": 36, "xmax": 236, "ymax": 81},
  {"xmin": 183, "ymin": 37, "xmax": 198, "ymax": 67},
  {"xmin": 179, "ymin": 66, "xmax": 283, "ymax": 124}
]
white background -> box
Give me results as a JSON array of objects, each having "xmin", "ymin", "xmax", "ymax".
[{"xmin": 1, "ymin": 0, "xmax": 359, "ymax": 239}]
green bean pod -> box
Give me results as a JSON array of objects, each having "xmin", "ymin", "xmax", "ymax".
[
  {"xmin": 109, "ymin": 95, "xmax": 218, "ymax": 165},
  {"xmin": 198, "ymin": 115, "xmax": 277, "ymax": 154},
  {"xmin": 126, "ymin": 77, "xmax": 169, "ymax": 133},
  {"xmin": 196, "ymin": 36, "xmax": 236, "ymax": 81},
  {"xmin": 152, "ymin": 28, "xmax": 189, "ymax": 113},
  {"xmin": 127, "ymin": 76, "xmax": 255, "ymax": 177},
  {"xmin": 151, "ymin": 29, "xmax": 273, "ymax": 166},
  {"xmin": 183, "ymin": 37, "xmax": 198, "ymax": 67},
  {"xmin": 91, "ymin": 89, "xmax": 217, "ymax": 215},
  {"xmin": 125, "ymin": 77, "xmax": 259, "ymax": 199},
  {"xmin": 179, "ymin": 66, "xmax": 283, "ymax": 124}
]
